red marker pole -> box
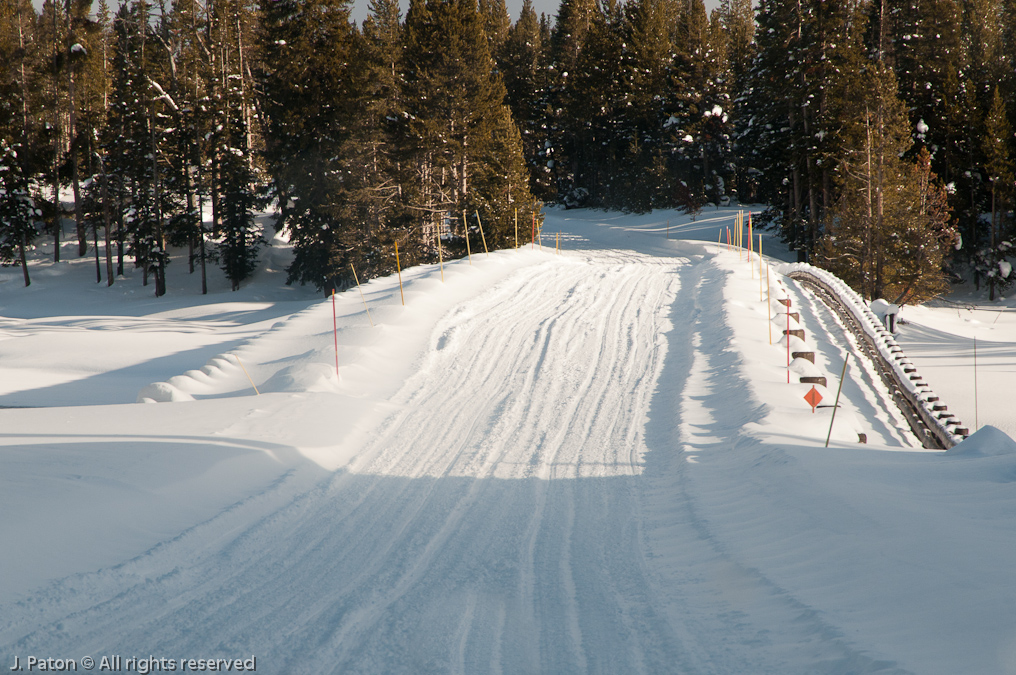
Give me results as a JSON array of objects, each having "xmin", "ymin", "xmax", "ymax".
[{"xmin": 332, "ymin": 289, "xmax": 339, "ymax": 378}]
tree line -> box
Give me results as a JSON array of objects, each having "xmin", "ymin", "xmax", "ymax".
[{"xmin": 1, "ymin": 0, "xmax": 1014, "ymax": 304}]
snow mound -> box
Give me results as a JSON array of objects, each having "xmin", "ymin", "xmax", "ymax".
[
  {"xmin": 260, "ymin": 362, "xmax": 340, "ymax": 394},
  {"xmin": 137, "ymin": 381, "xmax": 196, "ymax": 403},
  {"xmin": 945, "ymin": 425, "xmax": 1016, "ymax": 457}
]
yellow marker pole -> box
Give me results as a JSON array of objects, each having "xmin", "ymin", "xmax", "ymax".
[
  {"xmin": 350, "ymin": 263, "xmax": 373, "ymax": 326},
  {"xmin": 463, "ymin": 212, "xmax": 472, "ymax": 264},
  {"xmin": 395, "ymin": 240, "xmax": 405, "ymax": 306},
  {"xmin": 232, "ymin": 354, "xmax": 260, "ymax": 395},
  {"xmin": 475, "ymin": 211, "xmax": 489, "ymax": 256},
  {"xmin": 556, "ymin": 231, "xmax": 560, "ymax": 254},
  {"xmin": 767, "ymin": 264, "xmax": 772, "ymax": 345},
  {"xmin": 748, "ymin": 213, "xmax": 753, "ymax": 264}
]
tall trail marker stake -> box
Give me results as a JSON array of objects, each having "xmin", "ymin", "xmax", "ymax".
[
  {"xmin": 350, "ymin": 264, "xmax": 373, "ymax": 327},
  {"xmin": 825, "ymin": 354, "xmax": 850, "ymax": 446},
  {"xmin": 766, "ymin": 265, "xmax": 772, "ymax": 344},
  {"xmin": 437, "ymin": 223, "xmax": 444, "ymax": 282},
  {"xmin": 515, "ymin": 208, "xmax": 518, "ymax": 249},
  {"xmin": 475, "ymin": 211, "xmax": 489, "ymax": 256},
  {"xmin": 974, "ymin": 336, "xmax": 979, "ymax": 430},
  {"xmin": 395, "ymin": 240, "xmax": 405, "ymax": 306},
  {"xmin": 233, "ymin": 354, "xmax": 260, "ymax": 395},
  {"xmin": 463, "ymin": 213, "xmax": 472, "ymax": 264},
  {"xmin": 331, "ymin": 290, "xmax": 339, "ymax": 377}
]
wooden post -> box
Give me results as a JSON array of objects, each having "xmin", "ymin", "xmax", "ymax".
[
  {"xmin": 475, "ymin": 211, "xmax": 489, "ymax": 256},
  {"xmin": 350, "ymin": 263, "xmax": 373, "ymax": 326},
  {"xmin": 392, "ymin": 239, "xmax": 404, "ymax": 304}
]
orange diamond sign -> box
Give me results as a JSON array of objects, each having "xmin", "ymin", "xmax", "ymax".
[{"xmin": 804, "ymin": 386, "xmax": 823, "ymax": 413}]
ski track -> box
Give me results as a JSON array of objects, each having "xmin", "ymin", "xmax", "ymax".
[{"xmin": 1, "ymin": 247, "xmax": 910, "ymax": 673}]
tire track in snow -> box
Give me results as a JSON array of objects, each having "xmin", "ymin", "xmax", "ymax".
[
  {"xmin": 640, "ymin": 256, "xmax": 913, "ymax": 674},
  {"xmin": 0, "ymin": 246, "xmax": 914, "ymax": 674},
  {"xmin": 1, "ymin": 250, "xmax": 691, "ymax": 674}
]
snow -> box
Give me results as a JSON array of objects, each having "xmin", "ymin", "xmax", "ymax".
[{"xmin": 2, "ymin": 207, "xmax": 1016, "ymax": 674}]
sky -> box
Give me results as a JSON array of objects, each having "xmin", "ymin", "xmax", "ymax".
[{"xmin": 34, "ymin": 0, "xmax": 724, "ymax": 28}]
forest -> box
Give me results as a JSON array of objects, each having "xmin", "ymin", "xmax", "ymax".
[{"xmin": 0, "ymin": 0, "xmax": 1014, "ymax": 304}]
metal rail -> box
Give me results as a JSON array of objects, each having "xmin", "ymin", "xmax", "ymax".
[{"xmin": 787, "ymin": 270, "xmax": 968, "ymax": 450}]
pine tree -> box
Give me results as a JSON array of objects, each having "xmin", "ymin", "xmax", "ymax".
[
  {"xmin": 102, "ymin": 0, "xmax": 171, "ymax": 295},
  {"xmin": 0, "ymin": 140, "xmax": 38, "ymax": 286},
  {"xmin": 819, "ymin": 64, "xmax": 957, "ymax": 303},
  {"xmin": 257, "ymin": 0, "xmax": 363, "ymax": 294},
  {"xmin": 205, "ymin": 0, "xmax": 265, "ymax": 291},
  {"xmin": 500, "ymin": 0, "xmax": 552, "ymax": 199},
  {"xmin": 0, "ymin": 0, "xmax": 40, "ymax": 288},
  {"xmin": 400, "ymin": 0, "xmax": 538, "ymax": 257},
  {"xmin": 979, "ymin": 87, "xmax": 1015, "ymax": 299},
  {"xmin": 349, "ymin": 0, "xmax": 409, "ymax": 281}
]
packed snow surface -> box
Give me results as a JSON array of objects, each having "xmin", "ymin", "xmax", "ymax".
[{"xmin": 2, "ymin": 207, "xmax": 1016, "ymax": 674}]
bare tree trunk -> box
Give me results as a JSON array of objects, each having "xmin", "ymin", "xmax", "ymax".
[
  {"xmin": 150, "ymin": 107, "xmax": 167, "ymax": 296},
  {"xmin": 19, "ymin": 232, "xmax": 30, "ymax": 287},
  {"xmin": 67, "ymin": 3, "xmax": 86, "ymax": 258}
]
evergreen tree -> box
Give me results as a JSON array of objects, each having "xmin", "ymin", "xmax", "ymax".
[
  {"xmin": 102, "ymin": 0, "xmax": 171, "ymax": 295},
  {"xmin": 819, "ymin": 65, "xmax": 957, "ymax": 303},
  {"xmin": 500, "ymin": 0, "xmax": 552, "ymax": 199},
  {"xmin": 257, "ymin": 0, "xmax": 363, "ymax": 294},
  {"xmin": 978, "ymin": 87, "xmax": 1015, "ymax": 299},
  {"xmin": 400, "ymin": 0, "xmax": 539, "ymax": 256},
  {"xmin": 349, "ymin": 0, "xmax": 409, "ymax": 280},
  {"xmin": 0, "ymin": 142, "xmax": 38, "ymax": 287},
  {"xmin": 205, "ymin": 0, "xmax": 265, "ymax": 291}
]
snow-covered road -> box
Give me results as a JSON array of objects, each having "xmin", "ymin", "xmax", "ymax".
[{"xmin": 3, "ymin": 209, "xmax": 1016, "ymax": 674}]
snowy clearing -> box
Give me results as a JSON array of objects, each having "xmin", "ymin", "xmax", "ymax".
[{"xmin": 2, "ymin": 207, "xmax": 1016, "ymax": 674}]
